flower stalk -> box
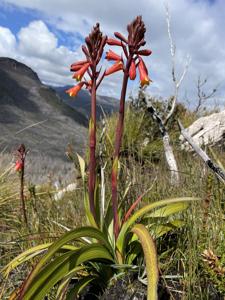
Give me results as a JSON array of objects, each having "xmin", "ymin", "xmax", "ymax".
[
  {"xmin": 15, "ymin": 144, "xmax": 28, "ymax": 228},
  {"xmin": 67, "ymin": 17, "xmax": 151, "ymax": 240},
  {"xmin": 67, "ymin": 24, "xmax": 107, "ymax": 221},
  {"xmin": 89, "ymin": 76, "xmax": 97, "ymax": 217},
  {"xmin": 107, "ymin": 16, "xmax": 152, "ymax": 239}
]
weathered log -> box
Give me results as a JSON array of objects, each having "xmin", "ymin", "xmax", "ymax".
[{"xmin": 180, "ymin": 110, "xmax": 225, "ymax": 150}]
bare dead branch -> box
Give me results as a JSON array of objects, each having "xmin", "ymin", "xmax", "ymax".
[
  {"xmin": 143, "ymin": 95, "xmax": 179, "ymax": 185},
  {"xmin": 165, "ymin": 3, "xmax": 176, "ymax": 83},
  {"xmin": 178, "ymin": 119, "xmax": 225, "ymax": 184},
  {"xmin": 195, "ymin": 75, "xmax": 218, "ymax": 114},
  {"xmin": 164, "ymin": 3, "xmax": 191, "ymax": 126}
]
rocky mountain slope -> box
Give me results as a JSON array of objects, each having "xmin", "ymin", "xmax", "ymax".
[{"xmin": 0, "ymin": 57, "xmax": 88, "ymax": 183}]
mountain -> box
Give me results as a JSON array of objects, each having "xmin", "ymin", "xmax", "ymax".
[
  {"xmin": 54, "ymin": 86, "xmax": 119, "ymax": 120},
  {"xmin": 0, "ymin": 57, "xmax": 88, "ymax": 183}
]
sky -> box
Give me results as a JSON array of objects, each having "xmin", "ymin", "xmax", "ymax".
[{"xmin": 0, "ymin": 0, "xmax": 225, "ymax": 108}]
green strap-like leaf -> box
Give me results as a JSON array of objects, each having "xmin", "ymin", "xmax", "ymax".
[
  {"xmin": 117, "ymin": 197, "xmax": 199, "ymax": 254},
  {"xmin": 24, "ymin": 244, "xmax": 113, "ymax": 299},
  {"xmin": 24, "ymin": 250, "xmax": 79, "ymax": 299},
  {"xmin": 150, "ymin": 219, "xmax": 184, "ymax": 238},
  {"xmin": 2, "ymin": 243, "xmax": 77, "ymax": 277},
  {"xmin": 77, "ymin": 153, "xmax": 97, "ymax": 228},
  {"xmin": 83, "ymin": 190, "xmax": 98, "ymax": 227},
  {"xmin": 131, "ymin": 224, "xmax": 158, "ymax": 300},
  {"xmin": 19, "ymin": 227, "xmax": 113, "ymax": 299},
  {"xmin": 145, "ymin": 202, "xmax": 189, "ymax": 218}
]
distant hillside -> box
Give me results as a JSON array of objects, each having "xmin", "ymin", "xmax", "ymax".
[
  {"xmin": 54, "ymin": 86, "xmax": 119, "ymax": 120},
  {"xmin": 0, "ymin": 57, "xmax": 88, "ymax": 183}
]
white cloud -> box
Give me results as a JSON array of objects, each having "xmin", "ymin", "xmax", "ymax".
[
  {"xmin": 1, "ymin": 0, "xmax": 225, "ymax": 105},
  {"xmin": 0, "ymin": 26, "xmax": 16, "ymax": 56},
  {"xmin": 0, "ymin": 20, "xmax": 83, "ymax": 86},
  {"xmin": 18, "ymin": 20, "xmax": 57, "ymax": 58},
  {"xmin": 0, "ymin": 19, "xmax": 131, "ymax": 97}
]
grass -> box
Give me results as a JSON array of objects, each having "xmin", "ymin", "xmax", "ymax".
[{"xmin": 0, "ymin": 105, "xmax": 224, "ymax": 299}]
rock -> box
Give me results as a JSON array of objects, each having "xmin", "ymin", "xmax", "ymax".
[{"xmin": 180, "ymin": 110, "xmax": 225, "ymax": 150}]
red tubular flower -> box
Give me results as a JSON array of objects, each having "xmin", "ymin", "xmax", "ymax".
[
  {"xmin": 107, "ymin": 38, "xmax": 122, "ymax": 46},
  {"xmin": 105, "ymin": 50, "xmax": 121, "ymax": 61},
  {"xmin": 71, "ymin": 60, "xmax": 88, "ymax": 67},
  {"xmin": 15, "ymin": 160, "xmax": 23, "ymax": 172},
  {"xmin": 73, "ymin": 63, "xmax": 90, "ymax": 81},
  {"xmin": 129, "ymin": 59, "xmax": 136, "ymax": 80},
  {"xmin": 66, "ymin": 82, "xmax": 84, "ymax": 97},
  {"xmin": 138, "ymin": 59, "xmax": 151, "ymax": 87},
  {"xmin": 105, "ymin": 61, "xmax": 124, "ymax": 76}
]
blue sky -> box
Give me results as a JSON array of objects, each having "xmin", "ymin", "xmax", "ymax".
[{"xmin": 0, "ymin": 0, "xmax": 224, "ymax": 108}]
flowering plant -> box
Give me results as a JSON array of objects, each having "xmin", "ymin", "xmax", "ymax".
[
  {"xmin": 4, "ymin": 17, "xmax": 199, "ymax": 300},
  {"xmin": 15, "ymin": 144, "xmax": 28, "ymax": 227}
]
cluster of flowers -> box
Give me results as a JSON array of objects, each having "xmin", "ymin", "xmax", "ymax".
[{"xmin": 66, "ymin": 24, "xmax": 152, "ymax": 97}]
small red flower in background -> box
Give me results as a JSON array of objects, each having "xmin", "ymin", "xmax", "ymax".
[{"xmin": 15, "ymin": 160, "xmax": 23, "ymax": 172}]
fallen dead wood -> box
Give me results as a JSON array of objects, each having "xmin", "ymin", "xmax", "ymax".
[{"xmin": 178, "ymin": 119, "xmax": 225, "ymax": 184}]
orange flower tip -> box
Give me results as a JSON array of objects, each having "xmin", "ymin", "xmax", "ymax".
[
  {"xmin": 73, "ymin": 74, "xmax": 81, "ymax": 81},
  {"xmin": 66, "ymin": 83, "xmax": 84, "ymax": 97},
  {"xmin": 105, "ymin": 61, "xmax": 124, "ymax": 76},
  {"xmin": 65, "ymin": 88, "xmax": 75, "ymax": 97},
  {"xmin": 72, "ymin": 63, "xmax": 90, "ymax": 81},
  {"xmin": 140, "ymin": 76, "xmax": 152, "ymax": 87}
]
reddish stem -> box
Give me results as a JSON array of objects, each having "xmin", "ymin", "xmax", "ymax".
[
  {"xmin": 88, "ymin": 75, "xmax": 97, "ymax": 220},
  {"xmin": 20, "ymin": 159, "xmax": 28, "ymax": 227},
  {"xmin": 122, "ymin": 190, "xmax": 147, "ymax": 224},
  {"xmin": 112, "ymin": 56, "xmax": 132, "ymax": 240}
]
